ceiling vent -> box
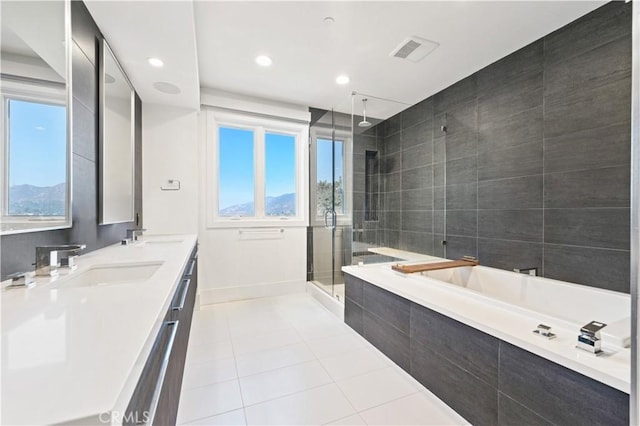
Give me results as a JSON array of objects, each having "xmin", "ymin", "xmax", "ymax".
[{"xmin": 390, "ymin": 36, "xmax": 439, "ymax": 63}]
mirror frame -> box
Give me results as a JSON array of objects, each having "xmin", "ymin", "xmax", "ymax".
[
  {"xmin": 0, "ymin": 0, "xmax": 72, "ymax": 235},
  {"xmin": 98, "ymin": 38, "xmax": 135, "ymax": 225}
]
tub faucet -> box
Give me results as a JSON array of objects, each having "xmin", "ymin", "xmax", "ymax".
[
  {"xmin": 35, "ymin": 244, "xmax": 86, "ymax": 276},
  {"xmin": 576, "ymin": 321, "xmax": 606, "ymax": 355},
  {"xmin": 514, "ymin": 267, "xmax": 538, "ymax": 276}
]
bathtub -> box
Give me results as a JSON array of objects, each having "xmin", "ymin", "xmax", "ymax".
[
  {"xmin": 417, "ymin": 264, "xmax": 630, "ymax": 348},
  {"xmin": 342, "ymin": 259, "xmax": 631, "ymax": 393}
]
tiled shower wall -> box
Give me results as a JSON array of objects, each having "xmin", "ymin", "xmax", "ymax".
[
  {"xmin": 373, "ymin": 2, "xmax": 631, "ymax": 292},
  {"xmin": 353, "ymin": 126, "xmax": 383, "ymax": 247}
]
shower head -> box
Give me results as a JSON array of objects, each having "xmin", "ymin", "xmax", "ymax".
[{"xmin": 359, "ymin": 98, "xmax": 372, "ymax": 127}]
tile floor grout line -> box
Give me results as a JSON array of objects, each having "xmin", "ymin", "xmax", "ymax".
[
  {"xmin": 354, "ymin": 388, "xmax": 424, "ymax": 416},
  {"xmin": 240, "ymin": 381, "xmax": 339, "ymax": 410},
  {"xmin": 182, "ymin": 293, "xmax": 465, "ymax": 425},
  {"xmin": 178, "ymin": 405, "xmax": 245, "ymax": 426}
]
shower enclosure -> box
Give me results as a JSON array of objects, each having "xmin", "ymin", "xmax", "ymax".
[
  {"xmin": 307, "ymin": 94, "xmax": 410, "ymax": 301},
  {"xmin": 308, "ymin": 108, "xmax": 353, "ymax": 301}
]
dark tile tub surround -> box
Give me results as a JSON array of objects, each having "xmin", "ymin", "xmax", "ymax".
[
  {"xmin": 345, "ymin": 274, "xmax": 630, "ymax": 426},
  {"xmin": 375, "ymin": 2, "xmax": 631, "ymax": 292},
  {"xmin": 0, "ymin": 1, "xmax": 143, "ymax": 278}
]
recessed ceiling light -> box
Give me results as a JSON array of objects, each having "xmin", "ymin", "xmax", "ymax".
[
  {"xmin": 147, "ymin": 57, "xmax": 164, "ymax": 68},
  {"xmin": 324, "ymin": 16, "xmax": 335, "ymax": 24},
  {"xmin": 153, "ymin": 81, "xmax": 181, "ymax": 95},
  {"xmin": 336, "ymin": 75, "xmax": 350, "ymax": 85},
  {"xmin": 255, "ymin": 55, "xmax": 272, "ymax": 67}
]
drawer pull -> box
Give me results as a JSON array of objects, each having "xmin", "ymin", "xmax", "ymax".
[
  {"xmin": 146, "ymin": 320, "xmax": 179, "ymax": 425},
  {"xmin": 172, "ymin": 279, "xmax": 190, "ymax": 312}
]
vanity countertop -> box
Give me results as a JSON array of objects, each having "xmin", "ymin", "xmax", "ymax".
[{"xmin": 1, "ymin": 234, "xmax": 198, "ymax": 425}]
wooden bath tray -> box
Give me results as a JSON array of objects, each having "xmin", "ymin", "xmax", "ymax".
[{"xmin": 391, "ymin": 257, "xmax": 479, "ymax": 274}]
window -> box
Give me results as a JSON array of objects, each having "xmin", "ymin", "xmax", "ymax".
[
  {"xmin": 6, "ymin": 99, "xmax": 67, "ymax": 217},
  {"xmin": 316, "ymin": 138, "xmax": 345, "ymax": 216},
  {"xmin": 218, "ymin": 127, "xmax": 255, "ymax": 217},
  {"xmin": 309, "ymin": 129, "xmax": 352, "ymax": 227},
  {"xmin": 206, "ymin": 109, "xmax": 308, "ymax": 227},
  {"xmin": 265, "ymin": 133, "xmax": 296, "ymax": 217},
  {"xmin": 1, "ymin": 77, "xmax": 69, "ymax": 234}
]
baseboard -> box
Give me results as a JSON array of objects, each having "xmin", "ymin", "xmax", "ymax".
[
  {"xmin": 306, "ymin": 282, "xmax": 344, "ymax": 320},
  {"xmin": 199, "ymin": 280, "xmax": 306, "ymax": 304}
]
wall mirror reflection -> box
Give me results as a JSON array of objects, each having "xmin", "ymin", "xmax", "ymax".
[
  {"xmin": 0, "ymin": 0, "xmax": 71, "ymax": 235},
  {"xmin": 99, "ymin": 39, "xmax": 134, "ymax": 225}
]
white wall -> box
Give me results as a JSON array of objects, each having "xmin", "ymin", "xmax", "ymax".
[
  {"xmin": 142, "ymin": 96, "xmax": 310, "ymax": 305},
  {"xmin": 142, "ymin": 104, "xmax": 199, "ymax": 234},
  {"xmin": 197, "ymin": 228, "xmax": 307, "ymax": 304},
  {"xmin": 197, "ymin": 93, "xmax": 311, "ymax": 304}
]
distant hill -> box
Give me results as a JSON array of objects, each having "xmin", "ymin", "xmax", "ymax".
[
  {"xmin": 219, "ymin": 193, "xmax": 295, "ymax": 217},
  {"xmin": 266, "ymin": 193, "xmax": 295, "ymax": 216},
  {"xmin": 219, "ymin": 200, "xmax": 255, "ymax": 217},
  {"xmin": 9, "ymin": 183, "xmax": 65, "ymax": 216}
]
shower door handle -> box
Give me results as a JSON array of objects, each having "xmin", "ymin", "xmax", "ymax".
[{"xmin": 324, "ymin": 210, "xmax": 337, "ymax": 229}]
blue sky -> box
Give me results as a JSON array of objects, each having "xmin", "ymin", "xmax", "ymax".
[
  {"xmin": 218, "ymin": 128, "xmax": 297, "ymax": 209},
  {"xmin": 265, "ymin": 133, "xmax": 295, "ymax": 198},
  {"xmin": 218, "ymin": 127, "xmax": 255, "ymax": 209},
  {"xmin": 9, "ymin": 99, "xmax": 66, "ymax": 187},
  {"xmin": 317, "ymin": 138, "xmax": 343, "ymax": 182},
  {"xmin": 218, "ymin": 129, "xmax": 344, "ymax": 210}
]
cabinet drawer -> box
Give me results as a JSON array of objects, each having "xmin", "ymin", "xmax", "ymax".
[{"xmin": 124, "ymin": 320, "xmax": 180, "ymax": 425}]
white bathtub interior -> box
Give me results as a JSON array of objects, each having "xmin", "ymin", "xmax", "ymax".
[{"xmin": 380, "ymin": 263, "xmax": 631, "ymax": 349}]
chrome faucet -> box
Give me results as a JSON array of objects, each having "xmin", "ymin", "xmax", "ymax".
[
  {"xmin": 126, "ymin": 228, "xmax": 147, "ymax": 243},
  {"xmin": 35, "ymin": 244, "xmax": 86, "ymax": 276},
  {"xmin": 576, "ymin": 321, "xmax": 606, "ymax": 355},
  {"xmin": 514, "ymin": 267, "xmax": 538, "ymax": 276}
]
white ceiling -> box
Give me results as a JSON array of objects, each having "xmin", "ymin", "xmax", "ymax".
[
  {"xmin": 85, "ymin": 0, "xmax": 200, "ymax": 110},
  {"xmin": 86, "ymin": 1, "xmax": 606, "ymax": 119}
]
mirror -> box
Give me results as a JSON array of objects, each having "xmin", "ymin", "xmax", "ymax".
[
  {"xmin": 0, "ymin": 0, "xmax": 71, "ymax": 234},
  {"xmin": 99, "ymin": 39, "xmax": 134, "ymax": 225}
]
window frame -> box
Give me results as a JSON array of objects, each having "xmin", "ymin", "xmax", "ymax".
[
  {"xmin": 205, "ymin": 109, "xmax": 309, "ymax": 228},
  {"xmin": 1, "ymin": 78, "xmax": 71, "ymax": 232},
  {"xmin": 309, "ymin": 127, "xmax": 352, "ymax": 227}
]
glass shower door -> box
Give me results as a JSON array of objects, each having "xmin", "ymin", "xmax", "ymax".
[{"xmin": 309, "ymin": 109, "xmax": 352, "ymax": 301}]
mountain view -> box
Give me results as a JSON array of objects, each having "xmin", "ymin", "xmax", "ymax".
[
  {"xmin": 220, "ymin": 193, "xmax": 296, "ymax": 217},
  {"xmin": 8, "ymin": 183, "xmax": 66, "ymax": 216}
]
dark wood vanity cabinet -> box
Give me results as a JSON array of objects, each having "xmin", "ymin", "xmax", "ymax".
[{"xmin": 124, "ymin": 244, "xmax": 198, "ymax": 425}]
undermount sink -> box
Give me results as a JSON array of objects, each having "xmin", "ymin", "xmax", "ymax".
[{"xmin": 50, "ymin": 261, "xmax": 163, "ymax": 289}]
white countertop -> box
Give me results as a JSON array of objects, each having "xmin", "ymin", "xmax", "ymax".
[
  {"xmin": 343, "ymin": 262, "xmax": 630, "ymax": 394},
  {"xmin": 1, "ymin": 234, "xmax": 197, "ymax": 425}
]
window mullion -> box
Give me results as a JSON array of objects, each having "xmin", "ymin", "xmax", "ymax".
[{"xmin": 255, "ymin": 126, "xmax": 266, "ymax": 218}]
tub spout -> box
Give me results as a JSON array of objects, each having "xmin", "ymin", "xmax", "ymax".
[
  {"xmin": 514, "ymin": 267, "xmax": 538, "ymax": 276},
  {"xmin": 576, "ymin": 321, "xmax": 606, "ymax": 356}
]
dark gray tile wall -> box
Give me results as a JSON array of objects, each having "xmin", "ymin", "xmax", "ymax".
[
  {"xmin": 377, "ymin": 2, "xmax": 631, "ymax": 292},
  {"xmin": 500, "ymin": 341, "xmax": 629, "ymax": 425},
  {"xmin": 353, "ymin": 124, "xmax": 383, "ymax": 248},
  {"xmin": 1, "ymin": 1, "xmax": 143, "ymax": 278},
  {"xmin": 344, "ymin": 275, "xmax": 410, "ymax": 371},
  {"xmin": 345, "ymin": 274, "xmax": 630, "ymax": 426},
  {"xmin": 377, "ymin": 98, "xmax": 435, "ymax": 254}
]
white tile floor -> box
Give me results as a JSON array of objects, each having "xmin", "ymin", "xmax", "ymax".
[{"xmin": 178, "ymin": 293, "xmax": 470, "ymax": 426}]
